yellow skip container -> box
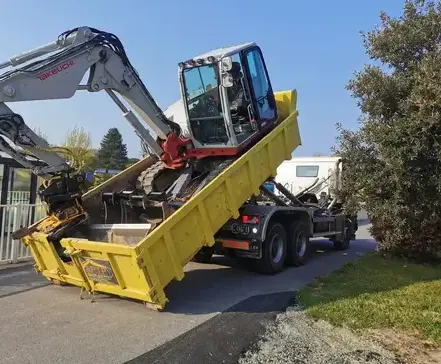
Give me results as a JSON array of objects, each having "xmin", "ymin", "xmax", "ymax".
[{"xmin": 22, "ymin": 90, "xmax": 301, "ymax": 310}]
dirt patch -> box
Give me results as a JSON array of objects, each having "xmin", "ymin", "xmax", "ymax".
[
  {"xmin": 239, "ymin": 305, "xmax": 441, "ymax": 364},
  {"xmin": 366, "ymin": 328, "xmax": 441, "ymax": 364},
  {"xmin": 239, "ymin": 306, "xmax": 402, "ymax": 364}
]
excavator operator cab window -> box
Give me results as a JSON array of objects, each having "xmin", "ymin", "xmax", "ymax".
[
  {"xmin": 226, "ymin": 56, "xmax": 253, "ymax": 144},
  {"xmin": 180, "ymin": 45, "xmax": 277, "ymax": 149},
  {"xmin": 223, "ymin": 46, "xmax": 278, "ymax": 144},
  {"xmin": 183, "ymin": 64, "xmax": 228, "ymax": 145},
  {"xmin": 244, "ymin": 47, "xmax": 277, "ymax": 125}
]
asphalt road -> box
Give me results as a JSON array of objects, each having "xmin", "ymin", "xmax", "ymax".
[{"xmin": 0, "ymin": 220, "xmax": 374, "ymax": 364}]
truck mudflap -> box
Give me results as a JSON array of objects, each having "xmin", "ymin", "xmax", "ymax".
[
  {"xmin": 216, "ymin": 238, "xmax": 262, "ymax": 259},
  {"xmin": 22, "ymin": 90, "xmax": 301, "ymax": 311}
]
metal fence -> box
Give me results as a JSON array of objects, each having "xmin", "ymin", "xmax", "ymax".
[
  {"xmin": 7, "ymin": 191, "xmax": 32, "ymax": 205},
  {"xmin": 0, "ymin": 204, "xmax": 46, "ymax": 265}
]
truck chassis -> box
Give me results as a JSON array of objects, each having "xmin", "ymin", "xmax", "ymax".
[{"xmin": 194, "ymin": 178, "xmax": 358, "ymax": 274}]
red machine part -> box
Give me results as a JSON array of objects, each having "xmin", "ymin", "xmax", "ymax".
[
  {"xmin": 159, "ymin": 133, "xmax": 192, "ymax": 168},
  {"xmin": 160, "ymin": 132, "xmax": 242, "ymax": 169},
  {"xmin": 159, "ymin": 120, "xmax": 276, "ymax": 169}
]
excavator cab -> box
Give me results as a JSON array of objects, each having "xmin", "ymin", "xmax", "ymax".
[{"xmin": 178, "ymin": 43, "xmax": 278, "ymax": 156}]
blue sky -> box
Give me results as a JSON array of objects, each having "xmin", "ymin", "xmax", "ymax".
[{"xmin": 0, "ymin": 0, "xmax": 405, "ymax": 158}]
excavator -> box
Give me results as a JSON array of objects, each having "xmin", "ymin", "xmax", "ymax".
[{"xmin": 0, "ymin": 26, "xmax": 280, "ymax": 240}]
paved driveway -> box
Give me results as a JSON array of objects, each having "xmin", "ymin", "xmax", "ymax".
[{"xmin": 0, "ymin": 221, "xmax": 374, "ymax": 364}]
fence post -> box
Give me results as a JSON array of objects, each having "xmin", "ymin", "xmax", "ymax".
[{"xmin": 11, "ymin": 206, "xmax": 21, "ymax": 263}]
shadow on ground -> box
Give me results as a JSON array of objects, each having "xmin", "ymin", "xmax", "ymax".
[
  {"xmin": 162, "ymin": 238, "xmax": 377, "ymax": 313},
  {"xmin": 126, "ymin": 291, "xmax": 296, "ymax": 364},
  {"xmin": 85, "ymin": 237, "xmax": 376, "ymax": 317},
  {"xmin": 0, "ymin": 236, "xmax": 377, "ymax": 314},
  {"xmin": 0, "ymin": 263, "xmax": 49, "ymax": 298},
  {"xmin": 357, "ymin": 217, "xmax": 371, "ymax": 227}
]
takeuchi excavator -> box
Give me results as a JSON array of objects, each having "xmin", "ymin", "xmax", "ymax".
[{"xmin": 0, "ymin": 26, "xmax": 281, "ymax": 239}]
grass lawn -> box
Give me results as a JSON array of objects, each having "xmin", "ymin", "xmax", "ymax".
[{"xmin": 297, "ymin": 253, "xmax": 441, "ymax": 345}]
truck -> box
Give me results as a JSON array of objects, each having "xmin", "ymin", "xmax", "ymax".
[
  {"xmin": 0, "ymin": 26, "xmax": 357, "ymax": 310},
  {"xmin": 193, "ymin": 156, "xmax": 356, "ymax": 272}
]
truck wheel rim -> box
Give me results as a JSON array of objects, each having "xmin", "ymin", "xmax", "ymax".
[
  {"xmin": 296, "ymin": 232, "xmax": 307, "ymax": 257},
  {"xmin": 270, "ymin": 234, "xmax": 284, "ymax": 263}
]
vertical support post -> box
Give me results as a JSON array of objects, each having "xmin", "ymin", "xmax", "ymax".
[
  {"xmin": 9, "ymin": 168, "xmax": 15, "ymax": 203},
  {"xmin": 1, "ymin": 164, "xmax": 10, "ymax": 205},
  {"xmin": 29, "ymin": 174, "xmax": 37, "ymax": 223},
  {"xmin": 29, "ymin": 174, "xmax": 37, "ymax": 204},
  {"xmin": 11, "ymin": 206, "xmax": 20, "ymax": 263},
  {"xmin": 0, "ymin": 164, "xmax": 10, "ymax": 239}
]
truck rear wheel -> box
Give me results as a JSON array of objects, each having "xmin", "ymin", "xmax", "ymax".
[
  {"xmin": 192, "ymin": 246, "xmax": 214, "ymax": 263},
  {"xmin": 286, "ymin": 221, "xmax": 311, "ymax": 266},
  {"xmin": 333, "ymin": 233, "xmax": 350, "ymax": 251},
  {"xmin": 255, "ymin": 223, "xmax": 287, "ymax": 275}
]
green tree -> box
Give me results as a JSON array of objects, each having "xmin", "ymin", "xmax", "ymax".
[
  {"xmin": 335, "ymin": 0, "xmax": 441, "ymax": 261},
  {"xmin": 89, "ymin": 172, "xmax": 113, "ymax": 189},
  {"xmin": 62, "ymin": 125, "xmax": 97, "ymax": 172},
  {"xmin": 126, "ymin": 158, "xmax": 140, "ymax": 168},
  {"xmin": 96, "ymin": 127, "xmax": 128, "ymax": 170}
]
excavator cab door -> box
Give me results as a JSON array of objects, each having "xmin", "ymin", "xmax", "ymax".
[
  {"xmin": 240, "ymin": 46, "xmax": 278, "ymax": 133},
  {"xmin": 221, "ymin": 46, "xmax": 278, "ymax": 146}
]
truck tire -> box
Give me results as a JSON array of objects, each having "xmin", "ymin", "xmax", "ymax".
[
  {"xmin": 333, "ymin": 230, "xmax": 351, "ymax": 251},
  {"xmin": 286, "ymin": 221, "xmax": 311, "ymax": 266},
  {"xmin": 192, "ymin": 246, "xmax": 214, "ymax": 263},
  {"xmin": 255, "ymin": 222, "xmax": 287, "ymax": 275}
]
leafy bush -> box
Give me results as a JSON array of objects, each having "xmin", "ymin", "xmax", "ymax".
[
  {"xmin": 335, "ymin": 0, "xmax": 441, "ymax": 261},
  {"xmin": 89, "ymin": 173, "xmax": 113, "ymax": 189}
]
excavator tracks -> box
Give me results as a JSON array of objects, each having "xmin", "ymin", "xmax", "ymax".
[
  {"xmin": 136, "ymin": 160, "xmax": 181, "ymax": 196},
  {"xmin": 136, "ymin": 158, "xmax": 235, "ymax": 203},
  {"xmin": 179, "ymin": 159, "xmax": 234, "ymax": 201}
]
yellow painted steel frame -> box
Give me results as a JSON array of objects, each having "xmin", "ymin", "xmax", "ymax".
[{"xmin": 23, "ymin": 90, "xmax": 301, "ymax": 311}]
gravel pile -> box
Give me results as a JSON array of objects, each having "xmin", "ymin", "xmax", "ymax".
[{"xmin": 239, "ymin": 306, "xmax": 402, "ymax": 364}]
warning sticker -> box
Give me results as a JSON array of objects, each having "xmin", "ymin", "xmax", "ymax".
[{"xmin": 80, "ymin": 258, "xmax": 118, "ymax": 285}]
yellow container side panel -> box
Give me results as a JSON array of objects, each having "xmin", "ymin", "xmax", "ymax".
[
  {"xmin": 131, "ymin": 90, "xmax": 301, "ymax": 308},
  {"xmin": 24, "ymin": 234, "xmax": 58, "ymax": 273},
  {"xmin": 58, "ymin": 239, "xmax": 159, "ymax": 302},
  {"xmin": 24, "ymin": 233, "xmax": 88, "ymax": 287},
  {"xmin": 23, "ymin": 89, "xmax": 301, "ymax": 310},
  {"xmin": 90, "ymin": 253, "xmax": 152, "ymax": 300}
]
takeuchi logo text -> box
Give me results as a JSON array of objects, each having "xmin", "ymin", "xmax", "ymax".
[{"xmin": 37, "ymin": 60, "xmax": 75, "ymax": 81}]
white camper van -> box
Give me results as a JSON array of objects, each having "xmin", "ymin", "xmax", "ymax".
[{"xmin": 274, "ymin": 156, "xmax": 342, "ymax": 205}]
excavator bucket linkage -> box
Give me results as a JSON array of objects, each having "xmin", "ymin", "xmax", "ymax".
[{"xmin": 22, "ymin": 90, "xmax": 301, "ymax": 310}]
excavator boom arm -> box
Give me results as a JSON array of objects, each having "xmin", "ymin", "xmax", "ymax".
[{"xmin": 0, "ymin": 26, "xmax": 177, "ymax": 179}]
